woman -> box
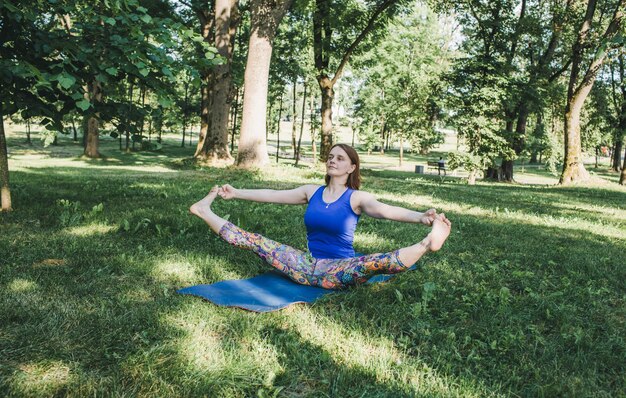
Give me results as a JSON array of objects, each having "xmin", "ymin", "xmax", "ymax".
[{"xmin": 190, "ymin": 144, "xmax": 451, "ymax": 290}]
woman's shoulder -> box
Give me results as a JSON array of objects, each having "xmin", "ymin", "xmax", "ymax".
[
  {"xmin": 349, "ymin": 189, "xmax": 375, "ymax": 209},
  {"xmin": 351, "ymin": 189, "xmax": 374, "ymax": 200},
  {"xmin": 301, "ymin": 184, "xmax": 324, "ymax": 200}
]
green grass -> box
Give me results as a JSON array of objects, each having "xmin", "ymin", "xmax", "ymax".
[{"xmin": 1, "ymin": 131, "xmax": 625, "ymax": 397}]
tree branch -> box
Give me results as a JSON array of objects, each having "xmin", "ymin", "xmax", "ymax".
[{"xmin": 330, "ymin": 0, "xmax": 398, "ymax": 86}]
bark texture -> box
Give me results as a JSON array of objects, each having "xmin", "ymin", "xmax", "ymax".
[
  {"xmin": 195, "ymin": 0, "xmax": 239, "ymax": 164},
  {"xmin": 236, "ymin": 0, "xmax": 292, "ymax": 168}
]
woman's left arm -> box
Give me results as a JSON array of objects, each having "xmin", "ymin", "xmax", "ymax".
[{"xmin": 355, "ymin": 191, "xmax": 436, "ymax": 226}]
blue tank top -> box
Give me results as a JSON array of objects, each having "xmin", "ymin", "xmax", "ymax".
[{"xmin": 304, "ymin": 186, "xmax": 360, "ymax": 259}]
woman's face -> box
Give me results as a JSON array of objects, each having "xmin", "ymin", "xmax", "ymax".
[{"xmin": 326, "ymin": 146, "xmax": 356, "ymax": 177}]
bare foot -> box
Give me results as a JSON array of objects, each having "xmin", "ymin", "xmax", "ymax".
[
  {"xmin": 425, "ymin": 214, "xmax": 451, "ymax": 252},
  {"xmin": 190, "ymin": 186, "xmax": 219, "ymax": 217}
]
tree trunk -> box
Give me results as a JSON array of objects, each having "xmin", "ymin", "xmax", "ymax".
[
  {"xmin": 468, "ymin": 170, "xmax": 477, "ymax": 185},
  {"xmin": 612, "ymin": 135, "xmax": 623, "ymax": 170},
  {"xmin": 231, "ymin": 86, "xmax": 240, "ymax": 153},
  {"xmin": 318, "ymin": 76, "xmax": 334, "ymax": 161},
  {"xmin": 71, "ymin": 118, "xmax": 77, "ymax": 142},
  {"xmin": 237, "ymin": 0, "xmax": 292, "ymax": 168},
  {"xmin": 195, "ymin": 1, "xmax": 238, "ymax": 164},
  {"xmin": 291, "ymin": 79, "xmax": 298, "ymax": 158},
  {"xmin": 619, "ymin": 145, "xmax": 626, "ymax": 185},
  {"xmin": 26, "ymin": 119, "xmax": 32, "ymax": 145},
  {"xmin": 275, "ymin": 91, "xmax": 284, "ymax": 163},
  {"xmin": 125, "ymin": 79, "xmax": 133, "ymax": 152},
  {"xmin": 295, "ymin": 83, "xmax": 307, "ymax": 165},
  {"xmin": 193, "ymin": 8, "xmax": 215, "ymax": 159},
  {"xmin": 399, "ymin": 132, "xmax": 403, "ymax": 167},
  {"xmin": 181, "ymin": 81, "xmax": 189, "ymax": 148},
  {"xmin": 561, "ymin": 101, "xmax": 592, "ymax": 183},
  {"xmin": 83, "ymin": 79, "xmax": 102, "ymax": 158},
  {"xmin": 0, "ymin": 105, "xmax": 12, "ymax": 211},
  {"xmin": 379, "ymin": 119, "xmax": 386, "ymax": 154},
  {"xmin": 310, "ymin": 94, "xmax": 317, "ymax": 162}
]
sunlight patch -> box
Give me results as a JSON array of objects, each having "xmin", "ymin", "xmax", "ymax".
[
  {"xmin": 33, "ymin": 258, "xmax": 66, "ymax": 268},
  {"xmin": 285, "ymin": 307, "xmax": 477, "ymax": 395},
  {"xmin": 8, "ymin": 278, "xmax": 38, "ymax": 293},
  {"xmin": 11, "ymin": 361, "xmax": 73, "ymax": 396},
  {"xmin": 64, "ymin": 224, "xmax": 116, "ymax": 237},
  {"xmin": 165, "ymin": 313, "xmax": 227, "ymax": 371},
  {"xmin": 119, "ymin": 288, "xmax": 153, "ymax": 304},
  {"xmin": 152, "ymin": 260, "xmax": 198, "ymax": 285}
]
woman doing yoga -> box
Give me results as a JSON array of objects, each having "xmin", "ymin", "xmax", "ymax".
[{"xmin": 190, "ymin": 144, "xmax": 451, "ymax": 290}]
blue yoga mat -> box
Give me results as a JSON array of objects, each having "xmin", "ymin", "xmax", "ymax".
[{"xmin": 178, "ymin": 263, "xmax": 417, "ymax": 312}]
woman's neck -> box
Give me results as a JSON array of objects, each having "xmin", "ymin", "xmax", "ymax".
[{"xmin": 326, "ymin": 177, "xmax": 348, "ymax": 193}]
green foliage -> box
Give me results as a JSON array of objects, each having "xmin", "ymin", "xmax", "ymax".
[{"xmin": 352, "ymin": 3, "xmax": 451, "ymax": 153}]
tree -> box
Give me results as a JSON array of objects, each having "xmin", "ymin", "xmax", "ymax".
[
  {"xmin": 560, "ymin": 0, "xmax": 625, "ymax": 184},
  {"xmin": 51, "ymin": 0, "xmax": 188, "ymax": 158},
  {"xmin": 352, "ymin": 4, "xmax": 451, "ymax": 158},
  {"xmin": 186, "ymin": 0, "xmax": 240, "ymax": 164},
  {"xmin": 0, "ymin": 0, "xmax": 66, "ymax": 211},
  {"xmin": 313, "ymin": 0, "xmax": 401, "ymax": 161},
  {"xmin": 440, "ymin": 0, "xmax": 573, "ymax": 182},
  {"xmin": 236, "ymin": 0, "xmax": 293, "ymax": 167}
]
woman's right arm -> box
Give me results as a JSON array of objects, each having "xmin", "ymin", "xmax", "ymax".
[{"xmin": 218, "ymin": 184, "xmax": 319, "ymax": 205}]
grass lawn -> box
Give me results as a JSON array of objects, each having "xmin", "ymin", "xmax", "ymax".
[{"xmin": 1, "ymin": 131, "xmax": 625, "ymax": 397}]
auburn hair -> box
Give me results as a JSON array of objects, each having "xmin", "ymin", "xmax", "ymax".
[{"xmin": 324, "ymin": 143, "xmax": 361, "ymax": 190}]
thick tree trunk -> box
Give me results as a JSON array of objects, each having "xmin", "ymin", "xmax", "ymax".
[
  {"xmin": 237, "ymin": 0, "xmax": 292, "ymax": 168},
  {"xmin": 318, "ymin": 76, "xmax": 334, "ymax": 161},
  {"xmin": 560, "ymin": 103, "xmax": 591, "ymax": 183},
  {"xmin": 83, "ymin": 80, "xmax": 102, "ymax": 158},
  {"xmin": 0, "ymin": 106, "xmax": 12, "ymax": 212},
  {"xmin": 196, "ymin": 0, "xmax": 238, "ymax": 164}
]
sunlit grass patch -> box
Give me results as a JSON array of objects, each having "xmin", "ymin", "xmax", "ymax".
[
  {"xmin": 7, "ymin": 278, "xmax": 38, "ymax": 293},
  {"xmin": 63, "ymin": 224, "xmax": 116, "ymax": 237},
  {"xmin": 152, "ymin": 258, "xmax": 199, "ymax": 285},
  {"xmin": 9, "ymin": 361, "xmax": 74, "ymax": 396},
  {"xmin": 32, "ymin": 258, "xmax": 67, "ymax": 268}
]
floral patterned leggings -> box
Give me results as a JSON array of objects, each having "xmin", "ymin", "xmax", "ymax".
[{"xmin": 218, "ymin": 222, "xmax": 409, "ymax": 289}]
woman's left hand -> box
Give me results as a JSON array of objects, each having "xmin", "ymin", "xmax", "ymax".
[{"xmin": 420, "ymin": 208, "xmax": 437, "ymax": 226}]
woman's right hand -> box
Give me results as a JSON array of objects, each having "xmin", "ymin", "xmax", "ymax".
[{"xmin": 218, "ymin": 184, "xmax": 238, "ymax": 200}]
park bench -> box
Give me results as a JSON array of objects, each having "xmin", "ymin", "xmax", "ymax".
[{"xmin": 427, "ymin": 160, "xmax": 447, "ymax": 175}]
